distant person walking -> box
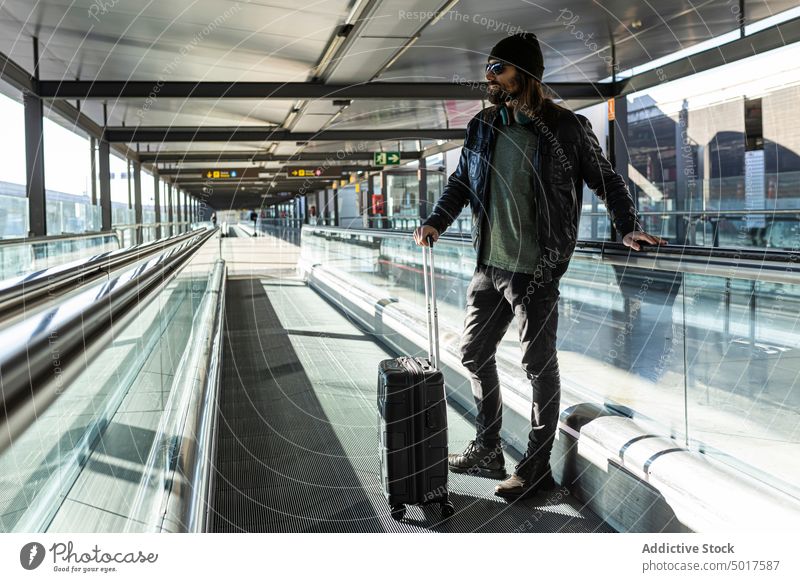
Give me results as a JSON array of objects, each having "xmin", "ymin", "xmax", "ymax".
[
  {"xmin": 414, "ymin": 33, "xmax": 666, "ymax": 499},
  {"xmin": 250, "ymin": 210, "xmax": 258, "ymax": 236}
]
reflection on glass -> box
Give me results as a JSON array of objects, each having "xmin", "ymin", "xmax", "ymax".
[
  {"xmin": 0, "ymin": 233, "xmax": 120, "ymax": 281},
  {"xmin": 302, "ymin": 225, "xmax": 800, "ymax": 498},
  {"xmin": 0, "ymin": 249, "xmax": 215, "ymax": 532}
]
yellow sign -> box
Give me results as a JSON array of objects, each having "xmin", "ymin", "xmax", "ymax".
[
  {"xmin": 607, "ymin": 98, "xmax": 616, "ymax": 121},
  {"xmin": 204, "ymin": 168, "xmax": 259, "ymax": 179},
  {"xmin": 285, "ymin": 166, "xmax": 340, "ymax": 178}
]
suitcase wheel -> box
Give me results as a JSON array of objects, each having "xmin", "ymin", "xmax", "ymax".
[
  {"xmin": 441, "ymin": 501, "xmax": 455, "ymax": 519},
  {"xmin": 390, "ymin": 505, "xmax": 406, "ymax": 521}
]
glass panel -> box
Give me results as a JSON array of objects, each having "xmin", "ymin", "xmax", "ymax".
[
  {"xmin": 0, "ymin": 238, "xmax": 218, "ymax": 531},
  {"xmin": 110, "ymin": 155, "xmax": 134, "ymax": 228},
  {"xmin": 43, "ymin": 118, "xmax": 93, "ymax": 235},
  {"xmin": 0, "ymin": 188, "xmax": 28, "ymax": 240},
  {"xmin": 300, "ymin": 225, "xmax": 800, "ymax": 499},
  {"xmin": 558, "ymin": 262, "xmax": 689, "ymax": 441},
  {"xmin": 0, "ymin": 233, "xmax": 120, "ymax": 282},
  {"xmin": 685, "ymin": 275, "xmax": 800, "ymax": 496},
  {"xmin": 385, "ymin": 173, "xmax": 419, "ymax": 230},
  {"xmin": 0, "ymin": 92, "xmax": 28, "ymax": 240},
  {"xmin": 624, "ymin": 41, "xmax": 800, "ymax": 248}
]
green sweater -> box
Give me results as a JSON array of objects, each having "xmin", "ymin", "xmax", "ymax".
[{"xmin": 478, "ymin": 119, "xmax": 541, "ymax": 274}]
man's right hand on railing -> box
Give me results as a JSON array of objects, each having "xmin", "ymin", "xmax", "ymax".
[{"xmin": 413, "ymin": 225, "xmax": 440, "ymax": 247}]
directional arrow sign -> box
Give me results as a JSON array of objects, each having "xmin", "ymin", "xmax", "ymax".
[
  {"xmin": 203, "ymin": 167, "xmax": 260, "ymax": 179},
  {"xmin": 374, "ymin": 151, "xmax": 400, "ymax": 165},
  {"xmin": 285, "ymin": 166, "xmax": 343, "ymax": 178}
]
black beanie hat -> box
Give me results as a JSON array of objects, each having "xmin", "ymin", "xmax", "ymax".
[{"xmin": 488, "ymin": 33, "xmax": 544, "ymax": 80}]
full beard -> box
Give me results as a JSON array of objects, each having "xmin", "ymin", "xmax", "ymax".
[{"xmin": 486, "ymin": 83, "xmax": 519, "ymax": 106}]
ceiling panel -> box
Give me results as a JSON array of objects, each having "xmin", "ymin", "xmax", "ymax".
[
  {"xmin": 383, "ymin": 0, "xmax": 800, "ymax": 83},
  {"xmin": 291, "ymin": 114, "xmax": 336, "ymax": 133},
  {"xmin": 326, "ymin": 36, "xmax": 405, "ymax": 83},
  {"xmin": 360, "ymin": 0, "xmax": 447, "ymax": 38},
  {"xmin": 118, "ymin": 98, "xmax": 293, "ymax": 127},
  {"xmin": 329, "ymin": 98, "xmax": 449, "ymax": 130},
  {"xmin": 0, "ymin": 0, "xmax": 350, "ymax": 81},
  {"xmin": 304, "ymin": 100, "xmax": 347, "ymax": 115}
]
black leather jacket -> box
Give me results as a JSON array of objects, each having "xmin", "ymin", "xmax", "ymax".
[{"xmin": 422, "ymin": 103, "xmax": 640, "ymax": 268}]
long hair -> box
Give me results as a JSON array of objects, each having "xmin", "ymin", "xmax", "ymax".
[{"xmin": 512, "ymin": 72, "xmax": 554, "ymax": 117}]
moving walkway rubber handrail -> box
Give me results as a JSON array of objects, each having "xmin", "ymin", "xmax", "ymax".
[
  {"xmin": 303, "ymin": 224, "xmax": 799, "ymax": 262},
  {"xmin": 0, "ymin": 230, "xmax": 120, "ymax": 248},
  {"xmin": 0, "ymin": 226, "xmax": 217, "ymax": 454},
  {"xmin": 0, "ymin": 227, "xmax": 215, "ymax": 320},
  {"xmin": 302, "ymin": 225, "xmax": 800, "ymax": 283},
  {"xmin": 132, "ymin": 259, "xmax": 226, "ymax": 532}
]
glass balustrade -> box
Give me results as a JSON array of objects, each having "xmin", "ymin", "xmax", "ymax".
[{"xmin": 300, "ymin": 225, "xmax": 800, "ymax": 499}]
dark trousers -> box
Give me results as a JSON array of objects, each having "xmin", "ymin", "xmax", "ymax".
[{"xmin": 460, "ymin": 263, "xmax": 563, "ymax": 466}]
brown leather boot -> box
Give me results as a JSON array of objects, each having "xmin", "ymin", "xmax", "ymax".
[
  {"xmin": 448, "ymin": 440, "xmax": 507, "ymax": 479},
  {"xmin": 494, "ymin": 461, "xmax": 555, "ymax": 499}
]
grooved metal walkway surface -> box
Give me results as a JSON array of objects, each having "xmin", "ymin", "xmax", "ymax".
[{"xmin": 211, "ymin": 276, "xmax": 614, "ymax": 533}]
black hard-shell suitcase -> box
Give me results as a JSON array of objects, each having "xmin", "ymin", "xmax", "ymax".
[{"xmin": 377, "ymin": 239, "xmax": 453, "ymax": 521}]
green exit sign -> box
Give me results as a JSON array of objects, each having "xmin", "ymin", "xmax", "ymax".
[{"xmin": 374, "ymin": 151, "xmax": 401, "ymax": 165}]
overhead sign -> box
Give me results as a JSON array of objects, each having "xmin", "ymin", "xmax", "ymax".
[
  {"xmin": 285, "ymin": 166, "xmax": 343, "ymax": 178},
  {"xmin": 374, "ymin": 151, "xmax": 400, "ymax": 165},
  {"xmin": 204, "ymin": 168, "xmax": 260, "ymax": 179}
]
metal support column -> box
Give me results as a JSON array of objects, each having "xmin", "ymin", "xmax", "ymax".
[
  {"xmin": 98, "ymin": 139, "xmax": 112, "ymax": 231},
  {"xmin": 133, "ymin": 161, "xmax": 143, "ymax": 243},
  {"xmin": 608, "ymin": 40, "xmax": 618, "ymax": 242},
  {"xmin": 674, "ymin": 101, "xmax": 689, "ymax": 244},
  {"xmin": 167, "ymin": 182, "xmax": 174, "ymax": 236},
  {"xmin": 613, "ymin": 95, "xmax": 631, "ymax": 222},
  {"xmin": 380, "ymin": 171, "xmax": 388, "ymax": 229},
  {"xmin": 90, "ymin": 137, "xmax": 97, "ymax": 206},
  {"xmin": 25, "ymin": 37, "xmax": 47, "ymax": 237},
  {"xmin": 367, "ymin": 174, "xmax": 375, "ymax": 228},
  {"xmin": 418, "ymin": 157, "xmax": 428, "ymax": 221},
  {"xmin": 154, "ymin": 173, "xmax": 162, "ymax": 239},
  {"xmin": 332, "ymin": 187, "xmax": 340, "ymax": 227},
  {"xmin": 24, "ymin": 92, "xmax": 47, "ymax": 237},
  {"xmin": 607, "ymin": 98, "xmax": 617, "ymax": 242},
  {"xmin": 24, "ymin": 38, "xmax": 47, "ymax": 237},
  {"xmin": 127, "ymin": 159, "xmax": 132, "ymax": 212},
  {"xmin": 175, "ymin": 187, "xmax": 182, "ymax": 230}
]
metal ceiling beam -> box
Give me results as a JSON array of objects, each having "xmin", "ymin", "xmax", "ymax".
[
  {"xmin": 140, "ymin": 151, "xmax": 422, "ymax": 163},
  {"xmin": 0, "ymin": 50, "xmax": 35, "ymax": 93},
  {"xmin": 616, "ymin": 16, "xmax": 800, "ymax": 96},
  {"xmin": 104, "ymin": 127, "xmax": 465, "ymax": 143},
  {"xmin": 186, "ymin": 178, "xmax": 332, "ymax": 187},
  {"xmin": 38, "ymin": 80, "xmax": 614, "ymax": 100},
  {"xmin": 166, "ymin": 177, "xmax": 279, "ymax": 183},
  {"xmin": 186, "ymin": 180, "xmax": 332, "ymax": 189},
  {"xmin": 159, "ymin": 164, "xmax": 381, "ymax": 176}
]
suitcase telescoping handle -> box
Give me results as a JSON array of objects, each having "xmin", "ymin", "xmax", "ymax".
[{"xmin": 421, "ymin": 235, "xmax": 440, "ymax": 369}]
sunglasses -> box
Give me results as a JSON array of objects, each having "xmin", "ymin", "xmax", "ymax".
[{"xmin": 485, "ymin": 62, "xmax": 507, "ymax": 75}]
